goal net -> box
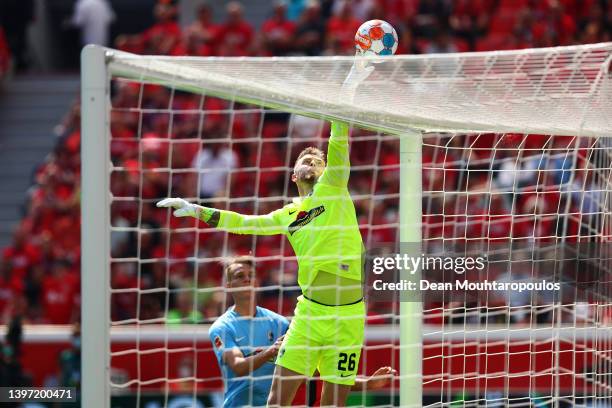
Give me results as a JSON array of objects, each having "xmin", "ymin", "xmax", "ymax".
[{"xmin": 81, "ymin": 43, "xmax": 612, "ymax": 407}]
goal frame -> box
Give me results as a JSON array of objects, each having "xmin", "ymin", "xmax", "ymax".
[
  {"xmin": 80, "ymin": 42, "xmax": 612, "ymax": 408},
  {"xmin": 80, "ymin": 44, "xmax": 445, "ymax": 408},
  {"xmin": 81, "ymin": 45, "xmax": 112, "ymax": 406}
]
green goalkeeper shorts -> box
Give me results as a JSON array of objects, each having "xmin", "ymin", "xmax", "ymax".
[{"xmin": 275, "ymin": 295, "xmax": 365, "ymax": 385}]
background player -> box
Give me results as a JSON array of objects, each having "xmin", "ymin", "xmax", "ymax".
[
  {"xmin": 209, "ymin": 256, "xmax": 288, "ymax": 407},
  {"xmin": 158, "ymin": 59, "xmax": 375, "ymax": 406},
  {"xmin": 210, "ymin": 256, "xmax": 396, "ymax": 407}
]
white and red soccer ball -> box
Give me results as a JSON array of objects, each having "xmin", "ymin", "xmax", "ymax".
[{"xmin": 355, "ymin": 19, "xmax": 398, "ymax": 57}]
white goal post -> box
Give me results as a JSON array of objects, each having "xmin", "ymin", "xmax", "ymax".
[
  {"xmin": 81, "ymin": 45, "xmax": 111, "ymax": 406},
  {"xmin": 81, "ymin": 43, "xmax": 612, "ymax": 408}
]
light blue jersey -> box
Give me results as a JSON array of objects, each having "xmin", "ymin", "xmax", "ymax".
[{"xmin": 209, "ymin": 306, "xmax": 289, "ymax": 407}]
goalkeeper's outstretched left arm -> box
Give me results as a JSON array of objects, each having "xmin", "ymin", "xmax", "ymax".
[{"xmin": 156, "ymin": 198, "xmax": 285, "ymax": 235}]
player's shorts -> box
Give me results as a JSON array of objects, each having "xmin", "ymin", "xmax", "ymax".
[{"xmin": 275, "ymin": 295, "xmax": 365, "ymax": 385}]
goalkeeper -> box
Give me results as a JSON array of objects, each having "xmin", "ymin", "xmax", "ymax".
[{"xmin": 158, "ymin": 59, "xmax": 374, "ymax": 406}]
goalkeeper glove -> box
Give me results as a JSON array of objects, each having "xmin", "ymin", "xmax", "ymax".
[
  {"xmin": 341, "ymin": 57, "xmax": 375, "ymax": 103},
  {"xmin": 156, "ymin": 197, "xmax": 216, "ymax": 223}
]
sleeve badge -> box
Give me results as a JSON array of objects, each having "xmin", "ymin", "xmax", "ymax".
[{"xmin": 214, "ymin": 335, "xmax": 223, "ymax": 349}]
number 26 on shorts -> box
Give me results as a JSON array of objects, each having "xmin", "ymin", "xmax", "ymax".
[{"xmin": 337, "ymin": 352, "xmax": 356, "ymax": 372}]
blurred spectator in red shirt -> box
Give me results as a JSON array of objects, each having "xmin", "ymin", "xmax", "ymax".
[
  {"xmin": 216, "ymin": 2, "xmax": 254, "ymax": 56},
  {"xmin": 2, "ymin": 228, "xmax": 40, "ymax": 282},
  {"xmin": 185, "ymin": 3, "xmax": 220, "ymax": 56},
  {"xmin": 294, "ymin": 0, "xmax": 326, "ymax": 56},
  {"xmin": 41, "ymin": 260, "xmax": 79, "ymax": 324},
  {"xmin": 376, "ymin": 0, "xmax": 419, "ymax": 27},
  {"xmin": 260, "ymin": 1, "xmax": 296, "ymax": 56},
  {"xmin": 325, "ymin": 0, "xmax": 361, "ymax": 55},
  {"xmin": 142, "ymin": 2, "xmax": 185, "ymax": 55},
  {"xmin": 449, "ymin": 0, "xmax": 492, "ymax": 49},
  {"xmin": 116, "ymin": 1, "xmax": 185, "ymax": 55},
  {"xmin": 535, "ymin": 0, "xmax": 577, "ymax": 46},
  {"xmin": 334, "ymin": 0, "xmax": 376, "ymax": 21}
]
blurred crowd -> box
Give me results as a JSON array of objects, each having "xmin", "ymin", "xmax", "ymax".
[
  {"xmin": 114, "ymin": 0, "xmax": 612, "ymax": 58},
  {"xmin": 1, "ymin": 0, "xmax": 611, "ymax": 72},
  {"xmin": 0, "ymin": 0, "xmax": 611, "ymax": 326}
]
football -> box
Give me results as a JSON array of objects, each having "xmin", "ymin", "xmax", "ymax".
[{"xmin": 354, "ymin": 19, "xmax": 398, "ymax": 57}]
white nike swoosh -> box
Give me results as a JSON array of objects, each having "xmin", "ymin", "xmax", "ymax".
[{"xmin": 235, "ymin": 336, "xmax": 246, "ymax": 342}]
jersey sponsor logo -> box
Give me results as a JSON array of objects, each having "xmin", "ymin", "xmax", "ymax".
[
  {"xmin": 288, "ymin": 206, "xmax": 325, "ymax": 235},
  {"xmin": 214, "ymin": 336, "xmax": 223, "ymax": 349}
]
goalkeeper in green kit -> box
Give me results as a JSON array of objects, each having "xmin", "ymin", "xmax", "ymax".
[{"xmin": 157, "ymin": 59, "xmax": 375, "ymax": 406}]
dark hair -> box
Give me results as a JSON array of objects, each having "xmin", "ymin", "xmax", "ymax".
[{"xmin": 296, "ymin": 146, "xmax": 325, "ymax": 163}]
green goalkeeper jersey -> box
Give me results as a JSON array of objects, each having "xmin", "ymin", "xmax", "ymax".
[{"xmin": 214, "ymin": 121, "xmax": 363, "ymax": 292}]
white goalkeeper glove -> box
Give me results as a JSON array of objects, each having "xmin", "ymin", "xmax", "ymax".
[
  {"xmin": 341, "ymin": 57, "xmax": 375, "ymax": 103},
  {"xmin": 157, "ymin": 198, "xmax": 219, "ymax": 225},
  {"xmin": 156, "ymin": 197, "xmax": 200, "ymax": 218}
]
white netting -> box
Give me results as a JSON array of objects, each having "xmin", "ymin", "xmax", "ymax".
[
  {"xmin": 418, "ymin": 132, "xmax": 612, "ymax": 407},
  {"xmin": 94, "ymin": 44, "xmax": 612, "ymax": 407},
  {"xmin": 109, "ymin": 42, "xmax": 612, "ymax": 137}
]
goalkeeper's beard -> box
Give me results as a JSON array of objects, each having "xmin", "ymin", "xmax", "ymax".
[{"xmin": 295, "ymin": 165, "xmax": 320, "ymax": 185}]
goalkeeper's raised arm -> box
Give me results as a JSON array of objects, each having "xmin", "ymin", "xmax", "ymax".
[{"xmin": 317, "ymin": 121, "xmax": 350, "ymax": 187}]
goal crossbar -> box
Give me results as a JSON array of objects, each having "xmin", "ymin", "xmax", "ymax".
[{"xmin": 108, "ymin": 43, "xmax": 612, "ymax": 137}]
